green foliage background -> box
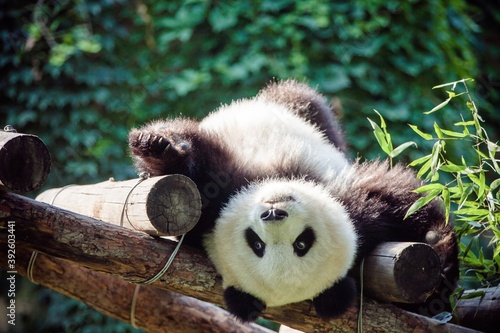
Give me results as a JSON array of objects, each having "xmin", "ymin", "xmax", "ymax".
[{"xmin": 1, "ymin": 0, "xmax": 498, "ymax": 331}]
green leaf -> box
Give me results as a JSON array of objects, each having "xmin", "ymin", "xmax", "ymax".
[
  {"xmin": 490, "ymin": 179, "xmax": 500, "ymax": 192},
  {"xmin": 440, "ymin": 162, "xmax": 466, "ymax": 173},
  {"xmin": 425, "ymin": 97, "xmax": 451, "ymax": 114},
  {"xmin": 409, "ymin": 154, "xmax": 432, "ymax": 167},
  {"xmin": 442, "ymin": 187, "xmax": 450, "ymax": 223},
  {"xmin": 432, "ymin": 80, "xmax": 459, "ymax": 90},
  {"xmin": 454, "ymin": 207, "xmax": 490, "ymax": 216},
  {"xmin": 460, "ymin": 290, "xmax": 485, "ymax": 300},
  {"xmin": 432, "ymin": 78, "xmax": 474, "ymax": 89},
  {"xmin": 454, "ymin": 120, "xmax": 476, "ymax": 127},
  {"xmin": 409, "ymin": 124, "xmax": 433, "ymax": 140},
  {"xmin": 413, "ymin": 183, "xmax": 445, "ymax": 193},
  {"xmin": 367, "ymin": 117, "xmax": 392, "ymax": 155},
  {"xmin": 390, "ymin": 141, "xmax": 417, "ymax": 158},
  {"xmin": 433, "ymin": 122, "xmax": 444, "ymax": 139},
  {"xmin": 416, "ymin": 158, "xmax": 432, "ymax": 179},
  {"xmin": 405, "ymin": 189, "xmax": 441, "ymax": 219},
  {"xmin": 440, "ymin": 128, "xmax": 468, "ymax": 138}
]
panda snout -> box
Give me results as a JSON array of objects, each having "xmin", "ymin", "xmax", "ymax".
[{"xmin": 260, "ymin": 208, "xmax": 289, "ymax": 221}]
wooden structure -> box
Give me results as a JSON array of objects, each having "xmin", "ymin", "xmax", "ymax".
[{"xmin": 0, "ymin": 130, "xmax": 497, "ymax": 332}]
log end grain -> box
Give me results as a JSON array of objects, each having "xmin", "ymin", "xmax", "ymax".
[
  {"xmin": 362, "ymin": 242, "xmax": 441, "ymax": 303},
  {"xmin": 394, "ymin": 243, "xmax": 441, "ymax": 302},
  {"xmin": 146, "ymin": 174, "xmax": 201, "ymax": 235},
  {"xmin": 0, "ymin": 132, "xmax": 51, "ymax": 192}
]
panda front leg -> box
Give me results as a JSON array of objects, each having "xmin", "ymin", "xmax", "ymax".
[
  {"xmin": 312, "ymin": 276, "xmax": 357, "ymax": 319},
  {"xmin": 128, "ymin": 119, "xmax": 202, "ymax": 177},
  {"xmin": 223, "ymin": 287, "xmax": 267, "ymax": 322}
]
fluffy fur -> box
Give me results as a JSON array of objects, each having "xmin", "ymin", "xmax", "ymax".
[{"xmin": 129, "ymin": 80, "xmax": 458, "ymax": 322}]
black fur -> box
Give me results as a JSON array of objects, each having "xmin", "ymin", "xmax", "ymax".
[
  {"xmin": 313, "ymin": 277, "xmax": 357, "ymax": 319},
  {"xmin": 224, "ymin": 287, "xmax": 266, "ymax": 322}
]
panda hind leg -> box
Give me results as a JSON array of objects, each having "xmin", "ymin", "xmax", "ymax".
[
  {"xmin": 257, "ymin": 79, "xmax": 347, "ymax": 152},
  {"xmin": 128, "ymin": 118, "xmax": 200, "ymax": 177},
  {"xmin": 312, "ymin": 276, "xmax": 357, "ymax": 319}
]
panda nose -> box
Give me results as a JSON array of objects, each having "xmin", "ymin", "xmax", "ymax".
[{"xmin": 260, "ymin": 208, "xmax": 288, "ymax": 221}]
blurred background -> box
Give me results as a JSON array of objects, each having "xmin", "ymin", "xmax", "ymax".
[{"xmin": 1, "ymin": 0, "xmax": 498, "ymax": 332}]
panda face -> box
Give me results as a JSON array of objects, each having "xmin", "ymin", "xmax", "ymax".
[{"xmin": 204, "ymin": 179, "xmax": 357, "ymax": 307}]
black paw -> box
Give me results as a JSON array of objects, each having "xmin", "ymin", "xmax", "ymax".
[
  {"xmin": 129, "ymin": 129, "xmax": 190, "ymax": 158},
  {"xmin": 224, "ymin": 287, "xmax": 266, "ymax": 322},
  {"xmin": 313, "ymin": 277, "xmax": 356, "ymax": 319}
]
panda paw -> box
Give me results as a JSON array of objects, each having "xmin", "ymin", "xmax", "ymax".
[
  {"xmin": 313, "ymin": 277, "xmax": 357, "ymax": 319},
  {"xmin": 224, "ymin": 286, "xmax": 266, "ymax": 322},
  {"xmin": 128, "ymin": 126, "xmax": 193, "ymax": 176},
  {"xmin": 129, "ymin": 128, "xmax": 190, "ymax": 159}
]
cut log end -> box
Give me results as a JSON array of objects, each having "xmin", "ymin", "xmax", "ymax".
[
  {"xmin": 0, "ymin": 132, "xmax": 51, "ymax": 193},
  {"xmin": 144, "ymin": 174, "xmax": 202, "ymax": 235},
  {"xmin": 362, "ymin": 242, "xmax": 441, "ymax": 303}
]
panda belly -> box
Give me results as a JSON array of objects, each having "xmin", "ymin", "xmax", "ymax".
[{"xmin": 199, "ymin": 99, "xmax": 349, "ymax": 181}]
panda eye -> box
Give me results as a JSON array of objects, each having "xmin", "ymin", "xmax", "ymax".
[
  {"xmin": 293, "ymin": 227, "xmax": 315, "ymax": 257},
  {"xmin": 245, "ymin": 228, "xmax": 266, "ymax": 258},
  {"xmin": 294, "ymin": 241, "xmax": 306, "ymax": 250}
]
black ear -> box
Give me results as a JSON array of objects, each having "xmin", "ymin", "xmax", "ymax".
[
  {"xmin": 224, "ymin": 286, "xmax": 266, "ymax": 322},
  {"xmin": 312, "ymin": 277, "xmax": 357, "ymax": 319}
]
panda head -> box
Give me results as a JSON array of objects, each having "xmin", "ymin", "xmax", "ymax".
[{"xmin": 204, "ymin": 179, "xmax": 358, "ymax": 307}]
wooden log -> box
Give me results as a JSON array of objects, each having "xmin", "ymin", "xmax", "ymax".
[
  {"xmin": 454, "ymin": 287, "xmax": 500, "ymax": 333},
  {"xmin": 36, "ymin": 174, "xmax": 201, "ymax": 236},
  {"xmin": 0, "ymin": 191, "xmax": 482, "ymax": 332},
  {"xmin": 0, "ymin": 246, "xmax": 273, "ymax": 333},
  {"xmin": 0, "ymin": 130, "xmax": 51, "ymax": 193},
  {"xmin": 360, "ymin": 242, "xmax": 441, "ymax": 303}
]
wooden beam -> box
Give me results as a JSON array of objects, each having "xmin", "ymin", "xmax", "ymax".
[
  {"xmin": 0, "ymin": 246, "xmax": 273, "ymax": 333},
  {"xmin": 0, "ymin": 190, "xmax": 483, "ymax": 332},
  {"xmin": 455, "ymin": 288, "xmax": 500, "ymax": 333},
  {"xmin": 36, "ymin": 174, "xmax": 201, "ymax": 236},
  {"xmin": 0, "ymin": 130, "xmax": 51, "ymax": 193}
]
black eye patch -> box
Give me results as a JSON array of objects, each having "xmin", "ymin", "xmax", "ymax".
[
  {"xmin": 293, "ymin": 227, "xmax": 315, "ymax": 257},
  {"xmin": 245, "ymin": 228, "xmax": 266, "ymax": 258}
]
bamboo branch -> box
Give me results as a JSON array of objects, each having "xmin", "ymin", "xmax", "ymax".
[
  {"xmin": 36, "ymin": 174, "xmax": 201, "ymax": 236},
  {"xmin": 0, "ymin": 190, "xmax": 483, "ymax": 332},
  {"xmin": 0, "ymin": 130, "xmax": 51, "ymax": 193}
]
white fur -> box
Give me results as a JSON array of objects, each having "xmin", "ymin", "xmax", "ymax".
[
  {"xmin": 199, "ymin": 98, "xmax": 349, "ymax": 182},
  {"xmin": 204, "ymin": 179, "xmax": 357, "ymax": 307}
]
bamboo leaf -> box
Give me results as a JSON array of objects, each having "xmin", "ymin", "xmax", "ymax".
[
  {"xmin": 440, "ymin": 128, "xmax": 468, "ymax": 138},
  {"xmin": 442, "ymin": 187, "xmax": 450, "ymax": 223},
  {"xmin": 409, "ymin": 154, "xmax": 431, "ymax": 167},
  {"xmin": 432, "ymin": 78, "xmax": 473, "ymax": 89},
  {"xmin": 416, "ymin": 158, "xmax": 432, "ymax": 179},
  {"xmin": 440, "ymin": 162, "xmax": 466, "ymax": 173},
  {"xmin": 367, "ymin": 117, "xmax": 392, "ymax": 155},
  {"xmin": 405, "ymin": 189, "xmax": 441, "ymax": 219},
  {"xmin": 413, "ymin": 183, "xmax": 445, "ymax": 193},
  {"xmin": 425, "ymin": 98, "xmax": 451, "ymax": 114},
  {"xmin": 454, "ymin": 120, "xmax": 475, "ymax": 127},
  {"xmin": 390, "ymin": 141, "xmax": 417, "ymax": 158},
  {"xmin": 433, "ymin": 122, "xmax": 444, "ymax": 139},
  {"xmin": 408, "ymin": 124, "xmax": 433, "ymax": 140}
]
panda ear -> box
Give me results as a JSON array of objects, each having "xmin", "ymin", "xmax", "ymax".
[
  {"xmin": 223, "ymin": 286, "xmax": 266, "ymax": 322},
  {"xmin": 312, "ymin": 277, "xmax": 357, "ymax": 319}
]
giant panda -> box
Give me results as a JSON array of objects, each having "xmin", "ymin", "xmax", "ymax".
[{"xmin": 128, "ymin": 80, "xmax": 458, "ymax": 322}]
